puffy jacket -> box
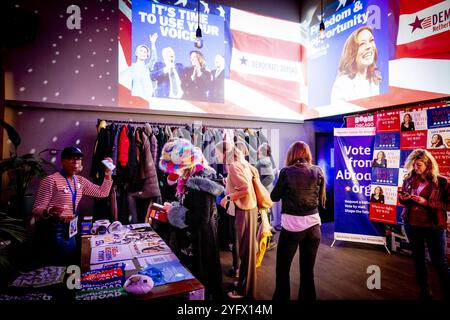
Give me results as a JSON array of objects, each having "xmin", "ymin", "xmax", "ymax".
[{"xmin": 271, "ymin": 161, "xmax": 325, "ymax": 216}]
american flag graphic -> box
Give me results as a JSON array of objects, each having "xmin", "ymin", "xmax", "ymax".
[{"xmin": 390, "ymin": 0, "xmax": 450, "ymax": 105}]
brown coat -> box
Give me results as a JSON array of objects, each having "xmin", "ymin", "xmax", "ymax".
[{"xmin": 129, "ymin": 132, "xmax": 161, "ymax": 198}]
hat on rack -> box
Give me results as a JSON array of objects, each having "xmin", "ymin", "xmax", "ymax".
[
  {"xmin": 61, "ymin": 146, "xmax": 84, "ymax": 159},
  {"xmin": 159, "ymin": 138, "xmax": 204, "ymax": 174}
]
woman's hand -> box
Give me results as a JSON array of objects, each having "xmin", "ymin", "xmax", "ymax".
[
  {"xmin": 398, "ymin": 193, "xmax": 411, "ymax": 201},
  {"xmin": 220, "ymin": 196, "xmax": 229, "ymax": 209},
  {"xmin": 149, "ymin": 33, "xmax": 158, "ymax": 43},
  {"xmin": 410, "ymin": 195, "xmax": 428, "ymax": 206}
]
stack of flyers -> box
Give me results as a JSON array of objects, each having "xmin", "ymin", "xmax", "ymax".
[
  {"xmin": 10, "ymin": 266, "xmax": 66, "ymax": 288},
  {"xmin": 137, "ymin": 253, "xmax": 178, "ymax": 268},
  {"xmin": 139, "ymin": 260, "xmax": 194, "ymax": 286},
  {"xmin": 90, "ymin": 244, "xmax": 133, "ymax": 264},
  {"xmin": 77, "ymin": 265, "xmax": 128, "ymax": 300},
  {"xmin": 129, "ymin": 240, "xmax": 172, "ymax": 257}
]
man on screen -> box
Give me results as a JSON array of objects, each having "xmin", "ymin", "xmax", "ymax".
[
  {"xmin": 151, "ymin": 47, "xmax": 185, "ymax": 99},
  {"xmin": 210, "ymin": 54, "xmax": 225, "ymax": 102}
]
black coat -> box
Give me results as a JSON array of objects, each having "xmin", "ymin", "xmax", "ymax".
[{"xmin": 170, "ymin": 168, "xmax": 224, "ymax": 298}]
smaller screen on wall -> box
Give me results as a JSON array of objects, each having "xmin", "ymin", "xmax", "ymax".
[{"xmin": 304, "ymin": 0, "xmax": 450, "ymax": 118}]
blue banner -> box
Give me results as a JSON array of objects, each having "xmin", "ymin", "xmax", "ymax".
[
  {"xmin": 371, "ymin": 167, "xmax": 399, "ymax": 186},
  {"xmin": 427, "ymin": 106, "xmax": 450, "ymax": 129},
  {"xmin": 334, "ymin": 128, "xmax": 385, "ymax": 244},
  {"xmin": 374, "ymin": 132, "xmax": 400, "ymax": 149}
]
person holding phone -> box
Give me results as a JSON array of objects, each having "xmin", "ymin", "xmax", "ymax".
[
  {"xmin": 399, "ymin": 149, "xmax": 450, "ymax": 300},
  {"xmin": 32, "ymin": 146, "xmax": 114, "ymax": 265}
]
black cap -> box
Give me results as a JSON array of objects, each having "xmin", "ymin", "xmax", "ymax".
[{"xmin": 61, "ymin": 146, "xmax": 84, "ymax": 159}]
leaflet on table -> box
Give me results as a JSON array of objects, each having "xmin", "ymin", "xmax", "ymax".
[
  {"xmin": 137, "ymin": 253, "xmax": 178, "ymax": 268},
  {"xmin": 126, "ymin": 223, "xmax": 151, "ymax": 230},
  {"xmin": 10, "ymin": 266, "xmax": 66, "ymax": 288},
  {"xmin": 90, "ymin": 260, "xmax": 136, "ymax": 271},
  {"xmin": 129, "ymin": 240, "xmax": 172, "ymax": 257},
  {"xmin": 91, "ymin": 230, "xmax": 161, "ymax": 248},
  {"xmin": 139, "ymin": 260, "xmax": 194, "ymax": 286},
  {"xmin": 90, "ymin": 244, "xmax": 134, "ymax": 264}
]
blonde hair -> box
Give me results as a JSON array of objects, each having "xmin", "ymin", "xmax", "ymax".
[
  {"xmin": 285, "ymin": 141, "xmax": 312, "ymax": 166},
  {"xmin": 404, "ymin": 149, "xmax": 439, "ymax": 185}
]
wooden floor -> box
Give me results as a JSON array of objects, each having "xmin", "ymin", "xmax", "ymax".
[{"xmin": 220, "ymin": 222, "xmax": 445, "ymax": 300}]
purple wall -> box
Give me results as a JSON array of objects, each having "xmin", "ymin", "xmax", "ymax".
[{"xmin": 4, "ymin": 0, "xmax": 118, "ymax": 107}]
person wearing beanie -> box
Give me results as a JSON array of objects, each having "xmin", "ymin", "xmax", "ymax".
[
  {"xmin": 155, "ymin": 138, "xmax": 224, "ymax": 299},
  {"xmin": 32, "ymin": 146, "xmax": 114, "ymax": 265}
]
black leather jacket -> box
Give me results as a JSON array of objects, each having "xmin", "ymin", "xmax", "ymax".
[{"xmin": 270, "ymin": 161, "xmax": 325, "ymax": 216}]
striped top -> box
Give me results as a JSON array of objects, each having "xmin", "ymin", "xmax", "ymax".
[{"xmin": 32, "ymin": 172, "xmax": 113, "ymax": 217}]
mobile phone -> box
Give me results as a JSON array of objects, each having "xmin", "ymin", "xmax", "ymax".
[
  {"xmin": 101, "ymin": 159, "xmax": 116, "ymax": 171},
  {"xmin": 399, "ymin": 191, "xmax": 409, "ymax": 197}
]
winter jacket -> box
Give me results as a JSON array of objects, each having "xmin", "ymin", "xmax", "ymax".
[
  {"xmin": 129, "ymin": 132, "xmax": 161, "ymax": 198},
  {"xmin": 118, "ymin": 125, "xmax": 129, "ymax": 166},
  {"xmin": 271, "ymin": 161, "xmax": 326, "ymax": 216},
  {"xmin": 167, "ymin": 167, "xmax": 224, "ymax": 298}
]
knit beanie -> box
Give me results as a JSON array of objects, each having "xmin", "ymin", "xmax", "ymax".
[{"xmin": 159, "ymin": 138, "xmax": 205, "ymax": 175}]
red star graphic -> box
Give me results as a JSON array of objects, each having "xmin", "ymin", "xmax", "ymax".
[{"xmin": 409, "ymin": 15, "xmax": 424, "ymax": 33}]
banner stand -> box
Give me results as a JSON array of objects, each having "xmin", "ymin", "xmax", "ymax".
[
  {"xmin": 330, "ymin": 238, "xmax": 391, "ymax": 254},
  {"xmin": 333, "ymin": 127, "xmax": 389, "ymax": 254}
]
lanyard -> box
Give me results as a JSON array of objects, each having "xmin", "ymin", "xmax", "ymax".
[
  {"xmin": 61, "ymin": 172, "xmax": 77, "ymax": 216},
  {"xmin": 66, "ymin": 176, "xmax": 77, "ymax": 216}
]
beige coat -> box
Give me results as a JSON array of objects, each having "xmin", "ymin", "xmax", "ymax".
[{"xmin": 226, "ymin": 159, "xmax": 258, "ymax": 210}]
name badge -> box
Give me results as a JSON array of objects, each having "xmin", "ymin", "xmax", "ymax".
[{"xmin": 69, "ymin": 216, "xmax": 78, "ymax": 238}]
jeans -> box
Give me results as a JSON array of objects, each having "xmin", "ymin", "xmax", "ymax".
[
  {"xmin": 405, "ymin": 224, "xmax": 450, "ymax": 299},
  {"xmin": 273, "ymin": 224, "xmax": 321, "ymax": 300},
  {"xmin": 36, "ymin": 219, "xmax": 77, "ymax": 266}
]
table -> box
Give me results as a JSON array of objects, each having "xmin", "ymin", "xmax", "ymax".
[{"xmin": 80, "ymin": 233, "xmax": 204, "ymax": 300}]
